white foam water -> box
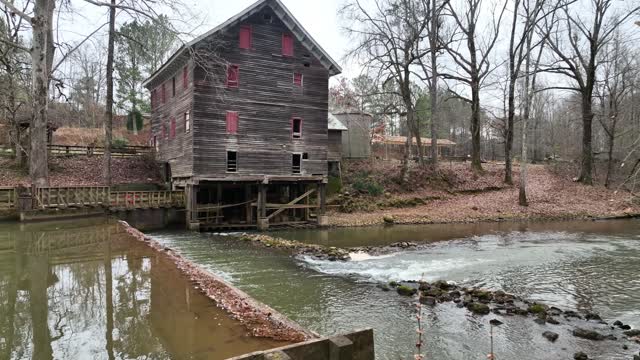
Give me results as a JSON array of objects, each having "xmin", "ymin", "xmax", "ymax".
[{"xmin": 300, "ymin": 251, "xmax": 493, "ymax": 283}]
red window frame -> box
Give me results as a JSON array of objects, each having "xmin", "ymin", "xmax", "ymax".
[
  {"xmin": 226, "ymin": 111, "xmax": 239, "ymax": 134},
  {"xmin": 282, "ymin": 33, "xmax": 294, "ymax": 57},
  {"xmin": 161, "ymin": 83, "xmax": 166, "ymax": 104},
  {"xmin": 183, "ymin": 66, "xmax": 189, "ymax": 89},
  {"xmin": 291, "ymin": 117, "xmax": 302, "ymax": 139},
  {"xmin": 239, "ymin": 25, "xmax": 252, "ymax": 50},
  {"xmin": 293, "ymin": 73, "xmax": 303, "ymax": 87},
  {"xmin": 170, "ymin": 117, "xmax": 176, "ymax": 139},
  {"xmin": 226, "ymin": 64, "xmax": 239, "ymax": 88}
]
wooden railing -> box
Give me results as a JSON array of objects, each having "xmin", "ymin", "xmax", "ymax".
[
  {"xmin": 109, "ymin": 191, "xmax": 185, "ymax": 209},
  {"xmin": 47, "ymin": 144, "xmax": 153, "ymax": 158},
  {"xmin": 34, "ymin": 186, "xmax": 110, "ymax": 208},
  {"xmin": 0, "ymin": 187, "xmax": 17, "ymax": 209},
  {"xmin": 31, "ymin": 186, "xmax": 185, "ymax": 210}
]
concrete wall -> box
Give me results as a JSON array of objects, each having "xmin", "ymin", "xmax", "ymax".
[
  {"xmin": 228, "ymin": 329, "xmax": 374, "ymax": 360},
  {"xmin": 112, "ymin": 208, "xmax": 184, "ymax": 231}
]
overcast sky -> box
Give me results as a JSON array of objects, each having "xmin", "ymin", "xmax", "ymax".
[
  {"xmin": 57, "ymin": 0, "xmax": 640, "ymax": 113},
  {"xmin": 60, "ymin": 0, "xmax": 356, "ymax": 81}
]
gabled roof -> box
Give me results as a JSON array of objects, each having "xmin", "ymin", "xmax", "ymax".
[
  {"xmin": 143, "ymin": 0, "xmax": 342, "ymax": 87},
  {"xmin": 328, "ymin": 113, "xmax": 347, "ymax": 131}
]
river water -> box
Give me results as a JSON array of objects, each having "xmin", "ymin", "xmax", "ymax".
[
  {"xmin": 150, "ymin": 219, "xmax": 640, "ymax": 360},
  {"xmin": 0, "ymin": 219, "xmax": 284, "ymax": 360}
]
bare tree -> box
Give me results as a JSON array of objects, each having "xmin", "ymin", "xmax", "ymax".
[
  {"xmin": 503, "ymin": 0, "xmax": 547, "ymax": 184},
  {"xmin": 593, "ymin": 32, "xmax": 635, "ymax": 187},
  {"xmin": 542, "ymin": 0, "xmax": 640, "ymax": 185},
  {"xmin": 442, "ymin": 0, "xmax": 508, "ymax": 172},
  {"xmin": 343, "ymin": 0, "xmax": 432, "ymax": 181},
  {"xmin": 0, "ymin": 2, "xmax": 31, "ymax": 166}
]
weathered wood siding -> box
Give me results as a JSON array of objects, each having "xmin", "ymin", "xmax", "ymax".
[
  {"xmin": 191, "ymin": 7, "xmax": 329, "ymax": 179},
  {"xmin": 336, "ymin": 113, "xmax": 372, "ymax": 159},
  {"xmin": 328, "ymin": 130, "xmax": 343, "ymax": 162},
  {"xmin": 147, "ymin": 56, "xmax": 195, "ymax": 178}
]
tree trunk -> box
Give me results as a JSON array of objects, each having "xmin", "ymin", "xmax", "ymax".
[
  {"xmin": 470, "ymin": 79, "xmax": 483, "ymax": 172},
  {"xmin": 505, "ymin": 74, "xmax": 515, "ymax": 184},
  {"xmin": 103, "ymin": 0, "xmax": 116, "ymax": 186},
  {"xmin": 504, "ymin": 0, "xmax": 520, "ymax": 185},
  {"xmin": 29, "ymin": 0, "xmax": 55, "ymax": 187},
  {"xmin": 578, "ymin": 94, "xmax": 594, "ymax": 185},
  {"xmin": 604, "ymin": 132, "xmax": 614, "ymax": 188},
  {"xmin": 429, "ymin": 0, "xmax": 439, "ymax": 169},
  {"xmin": 400, "ymin": 134, "xmax": 411, "ymax": 183}
]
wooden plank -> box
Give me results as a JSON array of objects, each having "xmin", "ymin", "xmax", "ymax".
[{"xmin": 266, "ymin": 188, "xmax": 316, "ymax": 221}]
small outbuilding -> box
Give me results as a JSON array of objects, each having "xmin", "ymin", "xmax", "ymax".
[{"xmin": 333, "ymin": 112, "xmax": 373, "ymax": 159}]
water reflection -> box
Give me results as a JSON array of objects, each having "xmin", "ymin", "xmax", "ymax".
[{"xmin": 0, "ymin": 219, "xmax": 284, "ymax": 360}]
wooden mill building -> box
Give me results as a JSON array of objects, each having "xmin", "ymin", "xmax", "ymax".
[{"xmin": 143, "ymin": 0, "xmax": 342, "ymax": 230}]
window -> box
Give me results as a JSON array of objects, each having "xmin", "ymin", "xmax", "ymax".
[
  {"xmin": 282, "ymin": 33, "xmax": 294, "ymax": 57},
  {"xmin": 292, "ymin": 118, "xmax": 302, "ymax": 139},
  {"xmin": 153, "ymin": 136, "xmax": 159, "ymax": 151},
  {"xmin": 162, "ymin": 121, "xmax": 168, "ymax": 139},
  {"xmin": 183, "ymin": 66, "xmax": 189, "ymax": 89},
  {"xmin": 226, "ymin": 64, "xmax": 239, "ymax": 88},
  {"xmin": 293, "ymin": 73, "xmax": 303, "ymax": 87},
  {"xmin": 292, "ymin": 153, "xmax": 302, "ymax": 174},
  {"xmin": 227, "ymin": 151, "xmax": 238, "ymax": 172},
  {"xmin": 303, "ymin": 152, "xmax": 309, "ymax": 160},
  {"xmin": 263, "ymin": 13, "xmax": 272, "ymax": 22},
  {"xmin": 239, "ymin": 25, "xmax": 252, "ymax": 49},
  {"xmin": 185, "ymin": 111, "xmax": 191, "ymax": 133},
  {"xmin": 161, "ymin": 84, "xmax": 166, "ymax": 104},
  {"xmin": 226, "ymin": 111, "xmax": 239, "ymax": 134},
  {"xmin": 172, "ymin": 77, "xmax": 176, "ymax": 97},
  {"xmin": 170, "ymin": 117, "xmax": 176, "ymax": 139}
]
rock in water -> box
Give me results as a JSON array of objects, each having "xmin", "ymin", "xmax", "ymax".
[
  {"xmin": 467, "ymin": 302, "xmax": 490, "ymax": 315},
  {"xmin": 420, "ymin": 296, "xmax": 436, "ymax": 306},
  {"xmin": 573, "ymin": 352, "xmax": 589, "ymax": 360},
  {"xmin": 542, "ymin": 331, "xmax": 559, "ymax": 342},
  {"xmin": 396, "ymin": 285, "xmax": 417, "ymax": 296},
  {"xmin": 546, "ymin": 317, "xmax": 560, "ymax": 325},
  {"xmin": 624, "ymin": 329, "xmax": 640, "ymax": 337},
  {"xmin": 573, "ymin": 328, "xmax": 605, "ymax": 341},
  {"xmin": 585, "ymin": 313, "xmax": 602, "ymax": 322}
]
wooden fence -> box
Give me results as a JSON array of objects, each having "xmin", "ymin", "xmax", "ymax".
[
  {"xmin": 0, "ymin": 187, "xmax": 17, "ymax": 209},
  {"xmin": 31, "ymin": 186, "xmax": 185, "ymax": 210},
  {"xmin": 47, "ymin": 144, "xmax": 152, "ymax": 158}
]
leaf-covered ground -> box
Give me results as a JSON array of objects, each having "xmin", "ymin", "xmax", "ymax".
[
  {"xmin": 0, "ymin": 156, "xmax": 162, "ymax": 187},
  {"xmin": 331, "ymin": 162, "xmax": 639, "ymax": 227}
]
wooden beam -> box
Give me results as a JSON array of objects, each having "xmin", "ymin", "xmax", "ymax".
[{"xmin": 266, "ymin": 188, "xmax": 316, "ymax": 221}]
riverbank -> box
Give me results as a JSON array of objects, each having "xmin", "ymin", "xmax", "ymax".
[
  {"xmin": 119, "ymin": 221, "xmax": 316, "ymax": 342},
  {"xmin": 0, "ymin": 156, "xmax": 162, "ymax": 186},
  {"xmin": 329, "ymin": 163, "xmax": 640, "ymax": 227}
]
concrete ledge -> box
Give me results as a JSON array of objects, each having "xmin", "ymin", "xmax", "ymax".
[
  {"xmin": 20, "ymin": 208, "xmax": 106, "ymax": 222},
  {"xmin": 227, "ymin": 328, "xmax": 374, "ymax": 360},
  {"xmin": 317, "ymin": 215, "xmax": 329, "ymax": 227},
  {"xmin": 257, "ymin": 217, "xmax": 270, "ymax": 231}
]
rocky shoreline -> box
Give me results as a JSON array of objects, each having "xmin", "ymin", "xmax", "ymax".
[
  {"xmin": 119, "ymin": 221, "xmax": 316, "ymax": 342},
  {"xmin": 385, "ymin": 280, "xmax": 640, "ymax": 360},
  {"xmin": 328, "ymin": 210, "xmax": 640, "ymax": 229}
]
